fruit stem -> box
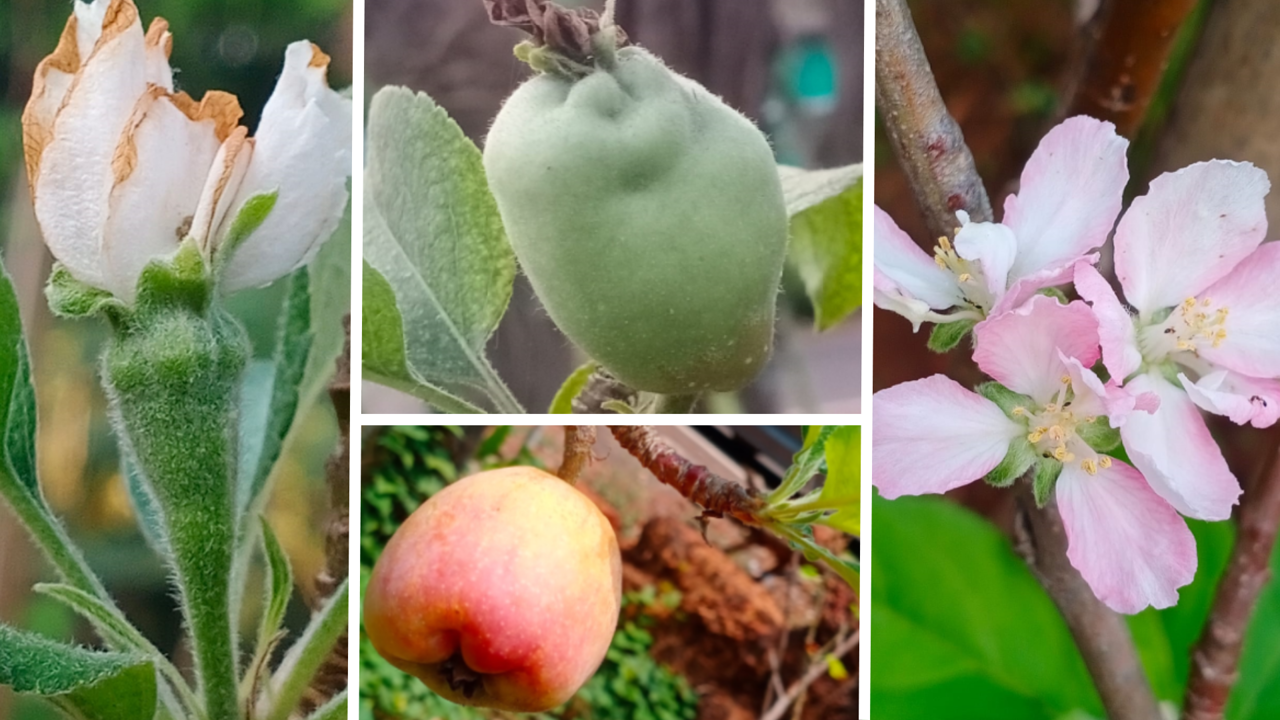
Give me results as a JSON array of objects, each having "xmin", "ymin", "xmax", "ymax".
[{"xmin": 558, "ymin": 426, "xmax": 597, "ymax": 484}]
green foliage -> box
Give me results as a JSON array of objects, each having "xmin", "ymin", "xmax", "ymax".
[
  {"xmin": 265, "ymin": 579, "xmax": 348, "ymax": 720},
  {"xmin": 361, "ymin": 426, "xmax": 462, "ymax": 569},
  {"xmin": 214, "ymin": 192, "xmax": 279, "ymax": 270},
  {"xmin": 928, "ymin": 319, "xmax": 976, "ymax": 352},
  {"xmin": 872, "ymin": 495, "xmax": 1182, "ymax": 718},
  {"xmin": 573, "ymin": 623, "xmax": 699, "ymax": 720},
  {"xmin": 1032, "ymin": 460, "xmax": 1062, "ymax": 507},
  {"xmin": 45, "ymin": 265, "xmax": 127, "ymax": 321},
  {"xmin": 549, "ymin": 362, "xmax": 599, "ymax": 414},
  {"xmin": 363, "ymin": 87, "xmax": 521, "ymax": 413},
  {"xmin": 0, "ymin": 624, "xmax": 156, "ymax": 720},
  {"xmin": 780, "ymin": 165, "xmax": 864, "ymax": 331},
  {"xmin": 1076, "ymin": 418, "xmax": 1121, "ymax": 454},
  {"xmin": 819, "ymin": 425, "xmax": 860, "ymax": 534}
]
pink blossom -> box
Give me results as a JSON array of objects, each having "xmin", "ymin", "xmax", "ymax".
[
  {"xmin": 873, "ymin": 296, "xmax": 1196, "ymax": 613},
  {"xmin": 1074, "ymin": 159, "xmax": 1272, "ymax": 521},
  {"xmin": 874, "ymin": 116, "xmax": 1129, "ymax": 330}
]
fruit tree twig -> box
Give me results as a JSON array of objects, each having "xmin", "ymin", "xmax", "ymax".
[
  {"xmin": 609, "ymin": 425, "xmax": 764, "ymax": 525},
  {"xmin": 1064, "ymin": 0, "xmax": 1200, "ymax": 137},
  {"xmin": 875, "ymin": 0, "xmax": 993, "ymax": 239},
  {"xmin": 759, "ymin": 629, "xmax": 859, "ymax": 720},
  {"xmin": 1184, "ymin": 436, "xmax": 1280, "ymax": 720},
  {"xmin": 1014, "ymin": 482, "xmax": 1161, "ymax": 720}
]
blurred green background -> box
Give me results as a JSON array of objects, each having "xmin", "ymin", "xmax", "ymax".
[{"xmin": 0, "ymin": 1, "xmax": 352, "ymax": 717}]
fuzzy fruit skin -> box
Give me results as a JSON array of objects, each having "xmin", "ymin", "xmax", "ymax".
[
  {"xmin": 363, "ymin": 466, "xmax": 622, "ymax": 712},
  {"xmin": 484, "ymin": 47, "xmax": 788, "ymax": 394}
]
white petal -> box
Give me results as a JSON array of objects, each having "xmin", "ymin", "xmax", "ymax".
[
  {"xmin": 1181, "ymin": 370, "xmax": 1280, "ymax": 429},
  {"xmin": 1120, "ymin": 373, "xmax": 1241, "ymax": 521},
  {"xmin": 872, "ymin": 375, "xmax": 1021, "ymax": 499},
  {"xmin": 31, "ymin": 0, "xmax": 148, "ymax": 289},
  {"xmin": 220, "ymin": 42, "xmax": 352, "ymax": 291},
  {"xmin": 100, "ymin": 89, "xmax": 224, "ymax": 300},
  {"xmin": 954, "ymin": 219, "xmax": 1016, "ymax": 300},
  {"xmin": 872, "ymin": 205, "xmax": 963, "ymax": 311},
  {"xmin": 1114, "ymin": 160, "xmax": 1269, "ymax": 316},
  {"xmin": 143, "ymin": 18, "xmax": 174, "ymax": 90},
  {"xmin": 190, "ymin": 128, "xmax": 253, "ymax": 256},
  {"xmin": 1003, "ymin": 116, "xmax": 1130, "ymax": 280}
]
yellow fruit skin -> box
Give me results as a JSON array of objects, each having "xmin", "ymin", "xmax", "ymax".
[
  {"xmin": 363, "ymin": 466, "xmax": 622, "ymax": 712},
  {"xmin": 483, "ymin": 47, "xmax": 788, "ymax": 394}
]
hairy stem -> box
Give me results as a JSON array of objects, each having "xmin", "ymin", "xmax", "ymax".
[
  {"xmin": 1183, "ymin": 437, "xmax": 1280, "ymax": 720},
  {"xmin": 875, "ymin": 0, "xmax": 993, "ymax": 239},
  {"xmin": 609, "ymin": 425, "xmax": 763, "ymax": 525},
  {"xmin": 1013, "ymin": 482, "xmax": 1161, "ymax": 720}
]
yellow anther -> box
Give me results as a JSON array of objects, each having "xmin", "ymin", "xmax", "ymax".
[
  {"xmin": 1082, "ymin": 458, "xmax": 1098, "ymax": 476},
  {"xmin": 1052, "ymin": 445, "xmax": 1069, "ymax": 461},
  {"xmin": 1202, "ymin": 297, "xmax": 1212, "ymax": 307},
  {"xmin": 1183, "ymin": 297, "xmax": 1198, "ymax": 311},
  {"xmin": 958, "ymin": 272, "xmax": 972, "ymax": 283},
  {"xmin": 934, "ymin": 254, "xmax": 947, "ymax": 268},
  {"xmin": 1060, "ymin": 374, "xmax": 1071, "ymax": 384},
  {"xmin": 1099, "ymin": 456, "xmax": 1113, "ymax": 469},
  {"xmin": 938, "ymin": 236, "xmax": 952, "ymax": 252},
  {"xmin": 1011, "ymin": 407, "xmax": 1026, "ymax": 416},
  {"xmin": 1028, "ymin": 428, "xmax": 1046, "ymax": 443}
]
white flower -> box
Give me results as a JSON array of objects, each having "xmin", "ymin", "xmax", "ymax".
[{"xmin": 22, "ymin": 0, "xmax": 352, "ymax": 303}]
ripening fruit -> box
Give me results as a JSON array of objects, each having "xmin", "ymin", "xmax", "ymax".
[
  {"xmin": 484, "ymin": 46, "xmax": 788, "ymax": 395},
  {"xmin": 363, "ymin": 466, "xmax": 623, "ymax": 712}
]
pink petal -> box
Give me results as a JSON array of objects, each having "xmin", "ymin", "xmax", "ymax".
[
  {"xmin": 1119, "ymin": 373, "xmax": 1241, "ymax": 520},
  {"xmin": 954, "ymin": 219, "xmax": 1017, "ymax": 300},
  {"xmin": 874, "ymin": 205, "xmax": 963, "ymax": 311},
  {"xmin": 1114, "ymin": 160, "xmax": 1269, "ymax": 316},
  {"xmin": 973, "ymin": 296, "xmax": 1100, "ymax": 402},
  {"xmin": 1074, "ymin": 263, "xmax": 1142, "ymax": 382},
  {"xmin": 1197, "ymin": 242, "xmax": 1280, "ymax": 378},
  {"xmin": 992, "ymin": 252, "xmax": 1099, "ymax": 317},
  {"xmin": 872, "ymin": 375, "xmax": 1021, "ymax": 499},
  {"xmin": 1056, "ymin": 460, "xmax": 1197, "ymax": 614},
  {"xmin": 1002, "ymin": 116, "xmax": 1129, "ymax": 280},
  {"xmin": 1181, "ymin": 370, "xmax": 1280, "ymax": 429}
]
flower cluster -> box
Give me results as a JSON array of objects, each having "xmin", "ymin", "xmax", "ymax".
[
  {"xmin": 22, "ymin": 0, "xmax": 352, "ymax": 304},
  {"xmin": 873, "ymin": 116, "xmax": 1275, "ymax": 613}
]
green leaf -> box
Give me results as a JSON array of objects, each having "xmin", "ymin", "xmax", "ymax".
[
  {"xmin": 928, "ymin": 319, "xmax": 976, "ymax": 353},
  {"xmin": 214, "ymin": 191, "xmax": 278, "ymax": 268},
  {"xmin": 363, "ymin": 86, "xmax": 522, "ymax": 413},
  {"xmin": 0, "ymin": 624, "xmax": 156, "ymax": 720},
  {"xmin": 976, "ymin": 382, "xmax": 1036, "ymax": 418},
  {"xmin": 818, "ymin": 426, "xmax": 859, "ymax": 534},
  {"xmin": 33, "ymin": 584, "xmax": 199, "ymax": 716},
  {"xmin": 258, "ymin": 519, "xmax": 293, "ymax": 643},
  {"xmin": 1227, "ymin": 522, "xmax": 1280, "ymax": 719},
  {"xmin": 237, "ymin": 269, "xmax": 314, "ymax": 519},
  {"xmin": 1161, "ymin": 519, "xmax": 1234, "ymax": 699},
  {"xmin": 771, "ymin": 426, "xmax": 838, "ymax": 502},
  {"xmin": 0, "ymin": 257, "xmax": 112, "ymax": 604},
  {"xmin": 778, "ymin": 163, "xmax": 864, "ymax": 216},
  {"xmin": 44, "ymin": 264, "xmax": 126, "ymax": 320},
  {"xmin": 984, "ymin": 437, "xmax": 1036, "ymax": 488},
  {"xmin": 299, "ymin": 199, "xmax": 352, "ymax": 414},
  {"xmin": 549, "ymin": 362, "xmax": 599, "ymax": 413},
  {"xmin": 264, "ymin": 579, "xmax": 349, "ymax": 720},
  {"xmin": 782, "ymin": 166, "xmax": 863, "ymax": 331},
  {"xmin": 871, "ymin": 495, "xmax": 1103, "ymax": 718}
]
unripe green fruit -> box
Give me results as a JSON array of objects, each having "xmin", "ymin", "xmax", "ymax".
[{"xmin": 484, "ymin": 46, "xmax": 788, "ymax": 394}]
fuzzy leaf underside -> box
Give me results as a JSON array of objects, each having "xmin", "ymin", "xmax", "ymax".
[
  {"xmin": 785, "ymin": 172, "xmax": 864, "ymax": 331},
  {"xmin": 0, "ymin": 624, "xmax": 156, "ymax": 720},
  {"xmin": 928, "ymin": 319, "xmax": 976, "ymax": 353},
  {"xmin": 984, "ymin": 438, "xmax": 1036, "ymax": 488},
  {"xmin": 363, "ymin": 86, "xmax": 520, "ymax": 412}
]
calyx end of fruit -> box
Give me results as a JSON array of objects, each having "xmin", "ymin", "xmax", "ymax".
[
  {"xmin": 440, "ymin": 651, "xmax": 484, "ymax": 699},
  {"xmin": 487, "ymin": 0, "xmax": 629, "ymax": 78}
]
